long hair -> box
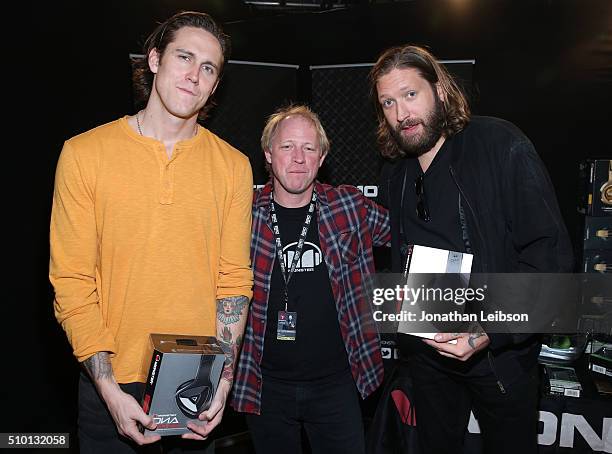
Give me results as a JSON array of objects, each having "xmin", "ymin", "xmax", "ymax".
[
  {"xmin": 132, "ymin": 11, "xmax": 231, "ymax": 121},
  {"xmin": 369, "ymin": 45, "xmax": 471, "ymax": 159}
]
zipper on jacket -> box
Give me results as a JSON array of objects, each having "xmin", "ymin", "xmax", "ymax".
[{"xmin": 487, "ymin": 350, "xmax": 507, "ymax": 394}]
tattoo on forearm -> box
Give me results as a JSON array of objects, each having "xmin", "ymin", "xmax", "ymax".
[
  {"xmin": 83, "ymin": 352, "xmax": 113, "ymax": 381},
  {"xmin": 218, "ymin": 326, "xmax": 243, "ymax": 382},
  {"xmin": 216, "ymin": 295, "xmax": 248, "ymax": 382},
  {"xmin": 216, "ymin": 295, "xmax": 248, "ymax": 325}
]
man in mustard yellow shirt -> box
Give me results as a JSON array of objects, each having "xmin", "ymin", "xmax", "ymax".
[{"xmin": 49, "ymin": 11, "xmax": 253, "ymax": 453}]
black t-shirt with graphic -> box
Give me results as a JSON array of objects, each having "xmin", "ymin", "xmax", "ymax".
[{"xmin": 261, "ymin": 201, "xmax": 349, "ymax": 382}]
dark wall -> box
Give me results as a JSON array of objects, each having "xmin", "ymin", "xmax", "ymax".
[{"xmin": 8, "ymin": 0, "xmax": 611, "ymax": 441}]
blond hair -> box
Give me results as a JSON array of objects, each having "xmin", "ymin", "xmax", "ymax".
[{"xmin": 261, "ymin": 105, "xmax": 330, "ymax": 156}]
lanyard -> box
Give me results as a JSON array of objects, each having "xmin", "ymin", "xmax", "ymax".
[{"xmin": 270, "ymin": 189, "xmax": 317, "ymax": 311}]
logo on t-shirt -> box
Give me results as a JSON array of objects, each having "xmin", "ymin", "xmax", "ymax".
[{"xmin": 282, "ymin": 241, "xmax": 323, "ymax": 272}]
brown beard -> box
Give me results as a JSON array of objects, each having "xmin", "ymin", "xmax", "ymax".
[{"xmin": 388, "ymin": 94, "xmax": 445, "ymax": 158}]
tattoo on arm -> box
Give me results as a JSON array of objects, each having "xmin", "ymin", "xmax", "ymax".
[
  {"xmin": 468, "ymin": 332, "xmax": 485, "ymax": 350},
  {"xmin": 467, "ymin": 321, "xmax": 486, "ymax": 350},
  {"xmin": 83, "ymin": 352, "xmax": 113, "ymax": 381},
  {"xmin": 217, "ymin": 295, "xmax": 249, "ymax": 326},
  {"xmin": 216, "ymin": 295, "xmax": 248, "ymax": 383},
  {"xmin": 219, "ymin": 330, "xmax": 243, "ymax": 382}
]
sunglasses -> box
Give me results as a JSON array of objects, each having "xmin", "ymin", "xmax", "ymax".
[{"xmin": 415, "ymin": 174, "xmax": 431, "ymax": 222}]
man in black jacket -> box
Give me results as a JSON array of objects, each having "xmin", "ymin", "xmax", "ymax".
[{"xmin": 370, "ymin": 45, "xmax": 573, "ymax": 453}]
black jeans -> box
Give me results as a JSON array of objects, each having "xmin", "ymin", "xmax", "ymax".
[
  {"xmin": 407, "ymin": 357, "xmax": 540, "ymax": 454},
  {"xmin": 78, "ymin": 372, "xmax": 215, "ymax": 454},
  {"xmin": 246, "ymin": 371, "xmax": 365, "ymax": 454}
]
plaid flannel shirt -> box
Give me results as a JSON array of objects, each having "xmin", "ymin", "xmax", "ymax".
[{"xmin": 231, "ymin": 181, "xmax": 390, "ymax": 414}]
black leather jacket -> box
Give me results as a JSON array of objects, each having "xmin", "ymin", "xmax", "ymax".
[{"xmin": 380, "ymin": 116, "xmax": 574, "ymax": 385}]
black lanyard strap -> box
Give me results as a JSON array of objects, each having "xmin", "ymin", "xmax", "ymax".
[{"xmin": 270, "ymin": 189, "xmax": 317, "ymax": 310}]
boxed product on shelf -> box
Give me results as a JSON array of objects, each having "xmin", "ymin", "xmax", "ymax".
[
  {"xmin": 582, "ymin": 216, "xmax": 611, "ymax": 250},
  {"xmin": 588, "ymin": 345, "xmax": 612, "ymax": 378},
  {"xmin": 578, "ymin": 159, "xmax": 612, "ymax": 217},
  {"xmin": 543, "ymin": 364, "xmax": 583, "ymax": 398},
  {"xmin": 582, "ymin": 250, "xmax": 612, "ymax": 274}
]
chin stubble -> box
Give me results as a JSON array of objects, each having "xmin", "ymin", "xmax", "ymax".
[{"xmin": 390, "ymin": 96, "xmax": 445, "ymax": 157}]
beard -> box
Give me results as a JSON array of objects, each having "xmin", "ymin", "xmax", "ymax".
[{"xmin": 388, "ymin": 95, "xmax": 445, "ymax": 157}]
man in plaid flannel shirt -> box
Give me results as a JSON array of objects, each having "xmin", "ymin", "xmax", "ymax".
[{"xmin": 231, "ymin": 105, "xmax": 390, "ymax": 453}]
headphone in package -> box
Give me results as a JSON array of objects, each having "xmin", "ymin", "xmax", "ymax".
[
  {"xmin": 600, "ymin": 161, "xmax": 612, "ymax": 206},
  {"xmin": 175, "ymin": 354, "xmax": 215, "ymax": 418}
]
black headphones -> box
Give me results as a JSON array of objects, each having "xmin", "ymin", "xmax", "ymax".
[{"xmin": 175, "ymin": 355, "xmax": 215, "ymax": 418}]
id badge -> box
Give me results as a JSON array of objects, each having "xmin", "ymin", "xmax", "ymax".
[{"xmin": 277, "ymin": 310, "xmax": 297, "ymax": 341}]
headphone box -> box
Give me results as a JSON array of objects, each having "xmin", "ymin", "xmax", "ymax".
[
  {"xmin": 397, "ymin": 244, "xmax": 473, "ymax": 341},
  {"xmin": 141, "ymin": 333, "xmax": 225, "ymax": 436},
  {"xmin": 578, "ymin": 159, "xmax": 612, "ymax": 217},
  {"xmin": 582, "ymin": 216, "xmax": 611, "ymax": 250},
  {"xmin": 582, "ymin": 250, "xmax": 612, "ymax": 274}
]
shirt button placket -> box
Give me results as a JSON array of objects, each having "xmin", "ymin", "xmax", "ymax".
[{"xmin": 160, "ymin": 156, "xmax": 173, "ymax": 204}]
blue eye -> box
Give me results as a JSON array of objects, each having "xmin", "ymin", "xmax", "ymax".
[
  {"xmin": 202, "ymin": 65, "xmax": 215, "ymax": 75},
  {"xmin": 406, "ymin": 91, "xmax": 416, "ymax": 98},
  {"xmin": 382, "ymin": 99, "xmax": 394, "ymax": 108}
]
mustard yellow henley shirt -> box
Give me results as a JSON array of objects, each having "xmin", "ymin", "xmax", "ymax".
[{"xmin": 50, "ymin": 117, "xmax": 253, "ymax": 383}]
